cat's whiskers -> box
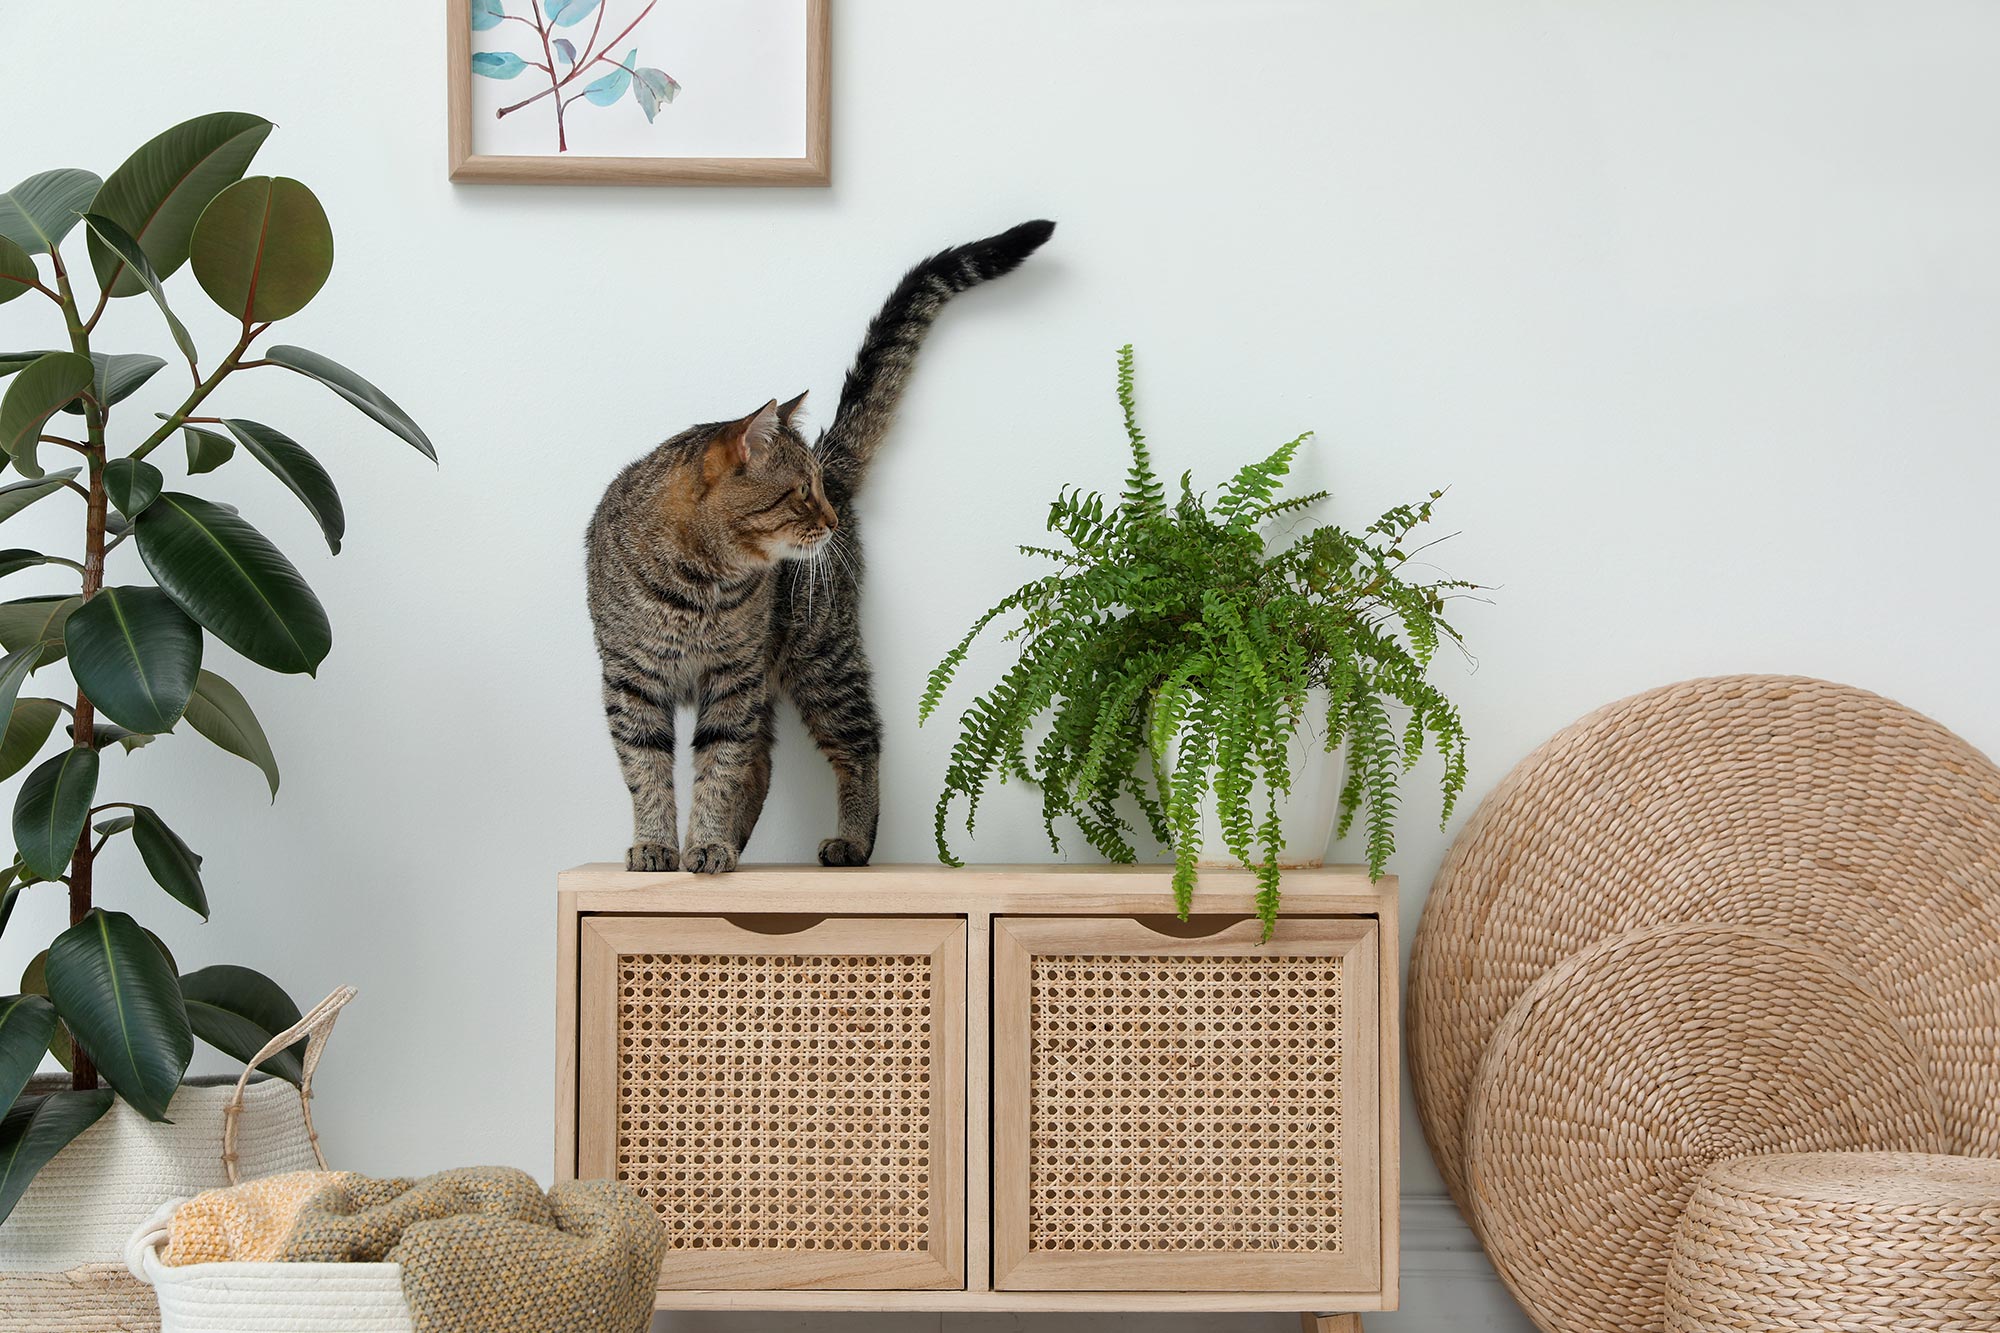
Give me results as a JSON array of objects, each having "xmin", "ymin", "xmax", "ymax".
[
  {"xmin": 824, "ymin": 529, "xmax": 856, "ymax": 587},
  {"xmin": 818, "ymin": 537, "xmax": 840, "ymax": 612}
]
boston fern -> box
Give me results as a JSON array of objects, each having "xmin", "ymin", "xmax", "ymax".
[
  {"xmin": 0, "ymin": 113, "xmax": 433, "ymax": 1218},
  {"xmin": 922, "ymin": 346, "xmax": 1473, "ymax": 933}
]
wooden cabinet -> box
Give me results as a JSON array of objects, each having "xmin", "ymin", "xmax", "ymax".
[{"xmin": 557, "ymin": 865, "xmax": 1399, "ymax": 1324}]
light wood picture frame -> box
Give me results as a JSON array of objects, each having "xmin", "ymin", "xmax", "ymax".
[{"xmin": 447, "ymin": 0, "xmax": 829, "ymax": 185}]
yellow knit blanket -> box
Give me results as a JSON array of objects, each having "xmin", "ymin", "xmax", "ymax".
[
  {"xmin": 166, "ymin": 1166, "xmax": 665, "ymax": 1333},
  {"xmin": 166, "ymin": 1170, "xmax": 360, "ymax": 1265}
]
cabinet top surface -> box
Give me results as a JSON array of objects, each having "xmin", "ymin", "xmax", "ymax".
[{"xmin": 558, "ymin": 863, "xmax": 1397, "ymax": 916}]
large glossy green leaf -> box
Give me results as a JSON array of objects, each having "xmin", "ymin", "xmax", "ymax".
[
  {"xmin": 0, "ymin": 643, "xmax": 44, "ymax": 744},
  {"xmin": 66, "ymin": 587, "xmax": 201, "ymax": 734},
  {"xmin": 0, "ymin": 1088, "xmax": 113, "ymax": 1223},
  {"xmin": 0, "ymin": 237, "xmax": 38, "ymax": 306},
  {"xmin": 103, "ymin": 458, "xmax": 162, "ymax": 517},
  {"xmin": 0, "ymin": 170, "xmax": 101, "ymax": 255},
  {"xmin": 88, "ymin": 112, "xmax": 274, "ymax": 298},
  {"xmin": 78, "ymin": 214, "xmax": 196, "ymax": 366},
  {"xmin": 12, "ymin": 746, "xmax": 96, "ymax": 880},
  {"xmin": 183, "ymin": 426, "xmax": 234, "ymax": 475},
  {"xmin": 9, "ymin": 349, "xmax": 157, "ymax": 422},
  {"xmin": 0, "ymin": 994, "xmax": 56, "ymax": 1112},
  {"xmin": 0, "ymin": 550, "xmax": 53, "ymax": 579},
  {"xmin": 16, "ymin": 950, "xmax": 70, "ymax": 1072},
  {"xmin": 222, "ymin": 419, "xmax": 343, "ymax": 553},
  {"xmin": 0, "ymin": 699, "xmax": 60, "ymax": 782},
  {"xmin": 264, "ymin": 347, "xmax": 436, "ymax": 462},
  {"xmin": 183, "ymin": 669, "xmax": 278, "ymax": 797},
  {"xmin": 0, "ymin": 352, "xmax": 93, "ymax": 479},
  {"xmin": 0, "ymin": 596, "xmax": 78, "ymax": 664},
  {"xmin": 61, "ymin": 352, "xmax": 166, "ymax": 417},
  {"xmin": 132, "ymin": 807, "xmax": 206, "ymax": 919},
  {"xmin": 134, "ymin": 494, "xmax": 329, "ymax": 676},
  {"xmin": 189, "ymin": 177, "xmax": 333, "ymax": 324},
  {"xmin": 45, "ymin": 909, "xmax": 190, "ymax": 1122},
  {"xmin": 0, "ymin": 468, "xmax": 79, "ymax": 525},
  {"xmin": 180, "ymin": 965, "xmax": 303, "ymax": 1085}
]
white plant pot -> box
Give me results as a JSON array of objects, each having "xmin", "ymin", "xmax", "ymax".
[
  {"xmin": 0, "ymin": 1076, "xmax": 320, "ymax": 1333},
  {"xmin": 1160, "ymin": 688, "xmax": 1350, "ymax": 869}
]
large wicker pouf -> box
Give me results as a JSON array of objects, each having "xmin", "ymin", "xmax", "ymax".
[
  {"xmin": 1465, "ymin": 924, "xmax": 1949, "ymax": 1333},
  {"xmin": 1667, "ymin": 1153, "xmax": 2000, "ymax": 1332}
]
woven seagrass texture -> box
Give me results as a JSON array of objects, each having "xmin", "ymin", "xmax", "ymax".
[
  {"xmin": 0, "ymin": 1263, "xmax": 157, "ymax": 1332},
  {"xmin": 1411, "ymin": 675, "xmax": 2000, "ymax": 1205},
  {"xmin": 614, "ymin": 951, "xmax": 934, "ymax": 1253},
  {"xmin": 1666, "ymin": 1153, "xmax": 2000, "ymax": 1332},
  {"xmin": 1028, "ymin": 951, "xmax": 1346, "ymax": 1253},
  {"xmin": 1465, "ymin": 924, "xmax": 1948, "ymax": 1333}
]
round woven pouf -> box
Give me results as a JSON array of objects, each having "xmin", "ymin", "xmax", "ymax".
[
  {"xmin": 1465, "ymin": 923, "xmax": 1948, "ymax": 1333},
  {"xmin": 1667, "ymin": 1153, "xmax": 2000, "ymax": 1332},
  {"xmin": 1412, "ymin": 675, "xmax": 2000, "ymax": 1207}
]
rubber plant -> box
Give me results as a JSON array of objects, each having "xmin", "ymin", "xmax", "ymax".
[
  {"xmin": 922, "ymin": 346, "xmax": 1475, "ymax": 936},
  {"xmin": 0, "ymin": 112, "xmax": 434, "ymax": 1219}
]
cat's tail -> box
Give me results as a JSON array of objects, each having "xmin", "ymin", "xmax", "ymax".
[{"xmin": 818, "ymin": 219, "xmax": 1055, "ymax": 498}]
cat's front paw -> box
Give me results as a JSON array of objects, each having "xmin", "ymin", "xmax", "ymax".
[
  {"xmin": 627, "ymin": 841, "xmax": 679, "ymax": 872},
  {"xmin": 683, "ymin": 842, "xmax": 739, "ymax": 874},
  {"xmin": 817, "ymin": 837, "xmax": 872, "ymax": 867}
]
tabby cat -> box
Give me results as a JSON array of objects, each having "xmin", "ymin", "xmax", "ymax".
[{"xmin": 586, "ymin": 219, "xmax": 1055, "ymax": 873}]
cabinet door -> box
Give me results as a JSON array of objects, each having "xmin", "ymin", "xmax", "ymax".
[
  {"xmin": 993, "ymin": 917, "xmax": 1381, "ymax": 1293},
  {"xmin": 580, "ymin": 915, "xmax": 965, "ymax": 1290}
]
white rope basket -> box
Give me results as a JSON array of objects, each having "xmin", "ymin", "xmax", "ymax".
[
  {"xmin": 124, "ymin": 989, "xmax": 414, "ymax": 1333},
  {"xmin": 127, "ymin": 1199, "xmax": 410, "ymax": 1333}
]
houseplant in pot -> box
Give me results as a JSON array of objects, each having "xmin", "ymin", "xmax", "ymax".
[
  {"xmin": 0, "ymin": 112, "xmax": 434, "ymax": 1323},
  {"xmin": 923, "ymin": 346, "xmax": 1474, "ymax": 935}
]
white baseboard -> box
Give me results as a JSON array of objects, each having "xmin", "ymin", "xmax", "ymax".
[{"xmin": 1367, "ymin": 1192, "xmax": 1536, "ymax": 1333}]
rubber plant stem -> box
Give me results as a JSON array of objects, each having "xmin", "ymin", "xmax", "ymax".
[{"xmin": 52, "ymin": 253, "xmax": 102, "ymax": 1093}]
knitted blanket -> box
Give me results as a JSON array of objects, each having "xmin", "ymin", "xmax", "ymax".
[{"xmin": 168, "ymin": 1166, "xmax": 664, "ymax": 1333}]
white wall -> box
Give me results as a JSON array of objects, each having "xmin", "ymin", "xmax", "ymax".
[{"xmin": 6, "ymin": 2, "xmax": 1998, "ymax": 1329}]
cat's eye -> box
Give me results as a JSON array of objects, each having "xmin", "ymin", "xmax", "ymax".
[{"xmin": 797, "ymin": 484, "xmax": 809, "ymax": 500}]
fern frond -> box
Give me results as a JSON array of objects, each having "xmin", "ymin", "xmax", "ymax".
[
  {"xmin": 1215, "ymin": 432, "xmax": 1310, "ymax": 529},
  {"xmin": 1115, "ymin": 344, "xmax": 1166, "ymax": 523}
]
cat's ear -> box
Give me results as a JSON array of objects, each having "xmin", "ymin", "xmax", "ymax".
[
  {"xmin": 705, "ymin": 400, "xmax": 780, "ymax": 481},
  {"xmin": 777, "ymin": 391, "xmax": 809, "ymax": 426}
]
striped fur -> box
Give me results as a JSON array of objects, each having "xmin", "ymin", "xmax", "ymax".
[{"xmin": 586, "ymin": 219, "xmax": 1055, "ymax": 872}]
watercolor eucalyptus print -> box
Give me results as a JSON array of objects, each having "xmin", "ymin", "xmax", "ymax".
[{"xmin": 469, "ymin": 0, "xmax": 680, "ymax": 153}]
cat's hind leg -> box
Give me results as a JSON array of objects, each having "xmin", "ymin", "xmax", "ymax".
[{"xmin": 787, "ymin": 643, "xmax": 882, "ymax": 866}]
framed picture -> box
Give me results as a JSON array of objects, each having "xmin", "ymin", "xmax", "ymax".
[{"xmin": 447, "ymin": 0, "xmax": 828, "ymax": 185}]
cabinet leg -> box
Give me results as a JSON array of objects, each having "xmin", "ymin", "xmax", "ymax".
[{"xmin": 1301, "ymin": 1317, "xmax": 1361, "ymax": 1333}]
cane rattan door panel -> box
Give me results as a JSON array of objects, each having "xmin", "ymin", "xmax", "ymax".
[
  {"xmin": 579, "ymin": 915, "xmax": 966, "ymax": 1290},
  {"xmin": 992, "ymin": 917, "xmax": 1380, "ymax": 1292}
]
